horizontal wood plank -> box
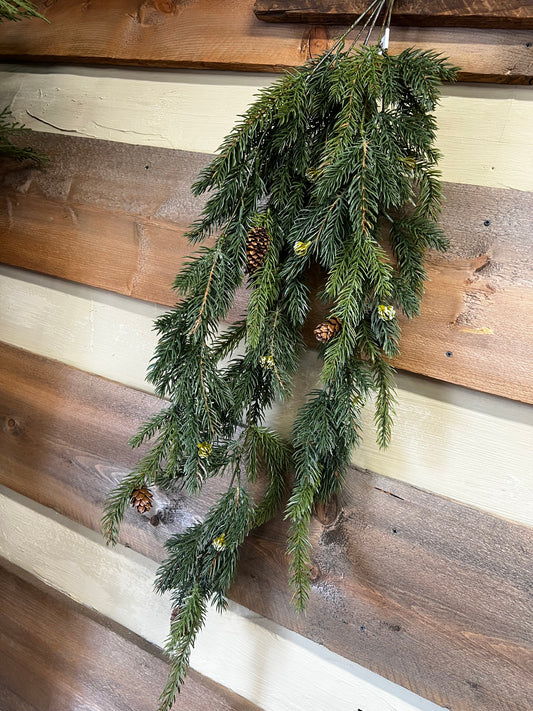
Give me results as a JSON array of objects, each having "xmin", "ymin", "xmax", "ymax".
[
  {"xmin": 1, "ymin": 132, "xmax": 531, "ymax": 403},
  {"xmin": 0, "ymin": 342, "xmax": 532, "ymax": 711},
  {"xmin": 255, "ymin": 0, "xmax": 533, "ymax": 28},
  {"xmin": 0, "ymin": 0, "xmax": 530, "ymax": 83},
  {"xmin": 3, "ymin": 75, "xmax": 531, "ymax": 190},
  {"xmin": 0, "ymin": 488, "xmax": 447, "ymax": 711},
  {"xmin": 2, "ymin": 270, "xmax": 531, "ymax": 528},
  {"xmin": 0, "ymin": 562, "xmax": 259, "ymax": 711}
]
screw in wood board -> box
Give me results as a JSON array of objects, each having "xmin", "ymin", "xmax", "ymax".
[{"xmin": 4, "ymin": 416, "xmax": 20, "ymax": 435}]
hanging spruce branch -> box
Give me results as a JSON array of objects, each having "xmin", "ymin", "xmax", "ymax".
[{"xmin": 103, "ymin": 4, "xmax": 458, "ymax": 706}]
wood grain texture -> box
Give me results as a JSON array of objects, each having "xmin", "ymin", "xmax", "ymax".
[
  {"xmin": 255, "ymin": 0, "xmax": 533, "ymax": 28},
  {"xmin": 0, "ymin": 0, "xmax": 530, "ymax": 83},
  {"xmin": 1, "ymin": 132, "xmax": 531, "ymax": 403},
  {"xmin": 0, "ymin": 563, "xmax": 259, "ymax": 711},
  {"xmin": 0, "ymin": 136, "xmax": 211, "ymax": 307},
  {"xmin": 0, "ymin": 342, "xmax": 532, "ymax": 711}
]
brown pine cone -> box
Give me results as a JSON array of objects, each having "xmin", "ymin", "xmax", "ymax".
[
  {"xmin": 130, "ymin": 486, "xmax": 153, "ymax": 514},
  {"xmin": 314, "ymin": 316, "xmax": 342, "ymax": 343},
  {"xmin": 246, "ymin": 226, "xmax": 270, "ymax": 275}
]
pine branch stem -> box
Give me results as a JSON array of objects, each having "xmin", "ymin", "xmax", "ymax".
[
  {"xmin": 348, "ymin": 0, "xmax": 386, "ymax": 52},
  {"xmin": 199, "ymin": 353, "xmax": 214, "ymax": 437},
  {"xmin": 312, "ymin": 0, "xmax": 382, "ymax": 71},
  {"xmin": 363, "ymin": 0, "xmax": 387, "ymax": 46},
  {"xmin": 360, "ymin": 137, "xmax": 370, "ymax": 235},
  {"xmin": 189, "ymin": 246, "xmax": 221, "ymax": 335}
]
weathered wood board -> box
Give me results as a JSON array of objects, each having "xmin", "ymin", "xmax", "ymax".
[
  {"xmin": 1, "ymin": 342, "xmax": 532, "ymax": 711},
  {"xmin": 2, "ymin": 271, "xmax": 531, "ymax": 528},
  {"xmin": 0, "ymin": 133, "xmax": 531, "ymax": 403},
  {"xmin": 255, "ymin": 0, "xmax": 533, "ymax": 28},
  {"xmin": 1, "ymin": 491, "xmax": 451, "ymax": 711},
  {"xmin": 0, "ymin": 0, "xmax": 530, "ymax": 83},
  {"xmin": 0, "ymin": 562, "xmax": 259, "ymax": 711}
]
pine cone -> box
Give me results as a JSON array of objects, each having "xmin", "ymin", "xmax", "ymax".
[
  {"xmin": 314, "ymin": 317, "xmax": 342, "ymax": 343},
  {"xmin": 130, "ymin": 486, "xmax": 153, "ymax": 514},
  {"xmin": 246, "ymin": 226, "xmax": 270, "ymax": 275}
]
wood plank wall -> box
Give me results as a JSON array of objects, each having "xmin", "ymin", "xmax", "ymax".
[
  {"xmin": 0, "ymin": 563, "xmax": 259, "ymax": 711},
  {"xmin": 0, "ymin": 487, "xmax": 451, "ymax": 711},
  {"xmin": 254, "ymin": 0, "xmax": 533, "ymax": 28},
  {"xmin": 0, "ymin": 4, "xmax": 532, "ymax": 711},
  {"xmin": 1, "ymin": 343, "xmax": 532, "ymax": 711},
  {"xmin": 0, "ymin": 132, "xmax": 531, "ymax": 403}
]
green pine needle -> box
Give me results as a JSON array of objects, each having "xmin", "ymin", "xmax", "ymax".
[{"xmin": 0, "ymin": 0, "xmax": 48, "ymax": 22}]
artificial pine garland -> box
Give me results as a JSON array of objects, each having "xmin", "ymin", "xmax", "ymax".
[{"xmin": 103, "ymin": 3, "xmax": 457, "ymax": 706}]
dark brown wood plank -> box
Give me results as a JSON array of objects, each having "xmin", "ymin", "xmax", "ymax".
[
  {"xmin": 1, "ymin": 341, "xmax": 532, "ymax": 711},
  {"xmin": 0, "ymin": 0, "xmax": 530, "ymax": 83},
  {"xmin": 1, "ymin": 132, "xmax": 532, "ymax": 403},
  {"xmin": 0, "ymin": 340, "xmax": 230, "ymax": 556},
  {"xmin": 255, "ymin": 0, "xmax": 533, "ymax": 28},
  {"xmin": 0, "ymin": 562, "xmax": 259, "ymax": 711},
  {"xmin": 0, "ymin": 684, "xmax": 39, "ymax": 711}
]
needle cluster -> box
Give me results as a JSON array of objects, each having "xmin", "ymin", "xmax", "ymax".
[
  {"xmin": 103, "ymin": 42, "xmax": 457, "ymax": 709},
  {"xmin": 0, "ymin": 0, "xmax": 46, "ymax": 22},
  {"xmin": 0, "ymin": 106, "xmax": 48, "ymax": 164}
]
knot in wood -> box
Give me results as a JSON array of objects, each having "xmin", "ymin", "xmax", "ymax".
[
  {"xmin": 309, "ymin": 564, "xmax": 321, "ymax": 582},
  {"xmin": 313, "ymin": 497, "xmax": 338, "ymax": 527},
  {"xmin": 154, "ymin": 0, "xmax": 175, "ymax": 13}
]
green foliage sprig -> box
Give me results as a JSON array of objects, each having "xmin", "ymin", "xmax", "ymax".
[
  {"xmin": 103, "ymin": 32, "xmax": 457, "ymax": 710},
  {"xmin": 0, "ymin": 106, "xmax": 48, "ymax": 164},
  {"xmin": 0, "ymin": 0, "xmax": 47, "ymax": 22}
]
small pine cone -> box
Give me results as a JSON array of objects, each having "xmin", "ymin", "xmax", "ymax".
[
  {"xmin": 314, "ymin": 317, "xmax": 342, "ymax": 343},
  {"xmin": 246, "ymin": 226, "xmax": 270, "ymax": 275},
  {"xmin": 170, "ymin": 606, "xmax": 181, "ymax": 625},
  {"xmin": 130, "ymin": 486, "xmax": 153, "ymax": 514}
]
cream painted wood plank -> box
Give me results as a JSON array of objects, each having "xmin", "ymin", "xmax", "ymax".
[
  {"xmin": 0, "ymin": 486, "xmax": 444, "ymax": 711},
  {"xmin": 0, "ymin": 66, "xmax": 532, "ymax": 190},
  {"xmin": 0, "ymin": 65, "xmax": 272, "ymax": 154},
  {"xmin": 1, "ymin": 265, "xmax": 532, "ymax": 527},
  {"xmin": 0, "ymin": 266, "xmax": 164, "ymax": 392}
]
